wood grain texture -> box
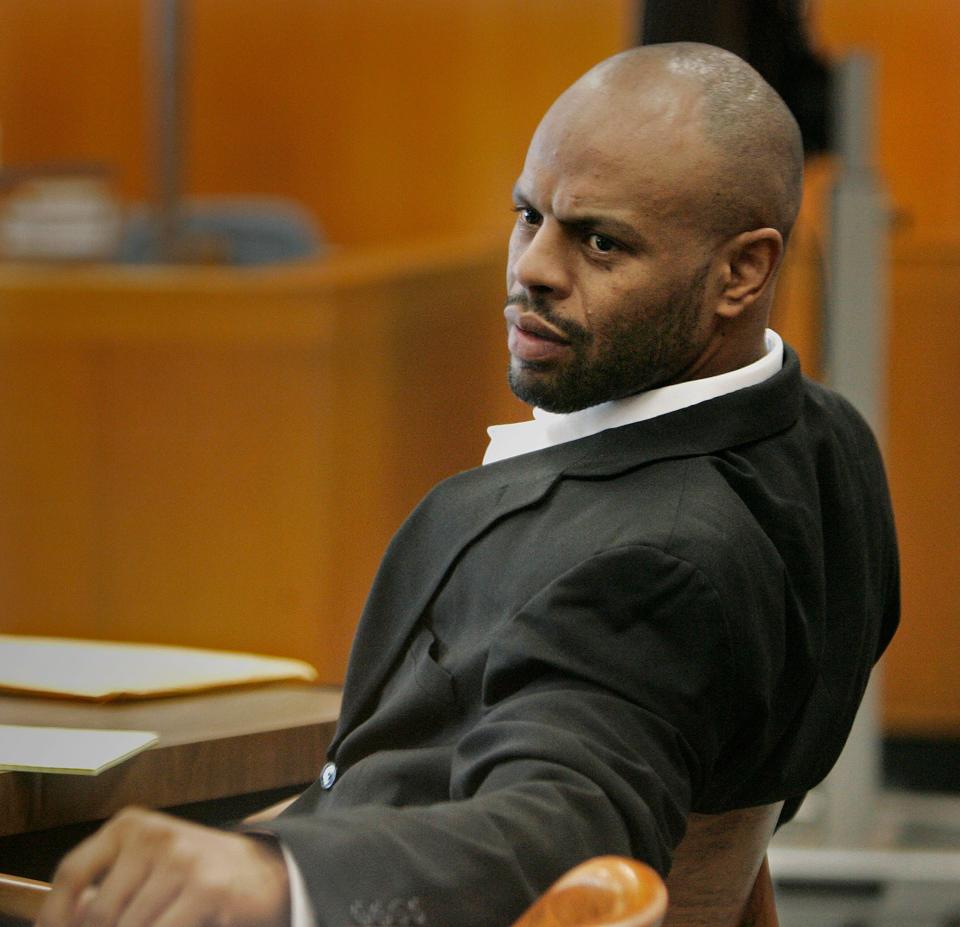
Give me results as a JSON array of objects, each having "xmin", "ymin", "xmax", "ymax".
[
  {"xmin": 2, "ymin": 0, "xmax": 956, "ymax": 735},
  {"xmin": 511, "ymin": 857, "xmax": 667, "ymax": 927},
  {"xmin": 0, "ymin": 684, "xmax": 341, "ymax": 838},
  {"xmin": 881, "ymin": 242, "xmax": 960, "ymax": 735},
  {"xmin": 739, "ymin": 859, "xmax": 778, "ymax": 927},
  {"xmin": 0, "ymin": 872, "xmax": 49, "ymax": 923},
  {"xmin": 662, "ymin": 804, "xmax": 782, "ymax": 927}
]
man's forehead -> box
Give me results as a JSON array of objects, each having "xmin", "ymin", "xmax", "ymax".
[
  {"xmin": 514, "ymin": 152, "xmax": 641, "ymax": 208},
  {"xmin": 519, "ymin": 99, "xmax": 710, "ymax": 213},
  {"xmin": 512, "ymin": 158, "xmax": 696, "ymax": 241}
]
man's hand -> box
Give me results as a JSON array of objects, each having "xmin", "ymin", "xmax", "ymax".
[{"xmin": 37, "ymin": 807, "xmax": 290, "ymax": 927}]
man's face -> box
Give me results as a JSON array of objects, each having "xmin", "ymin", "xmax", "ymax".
[{"xmin": 505, "ymin": 87, "xmax": 721, "ymax": 413}]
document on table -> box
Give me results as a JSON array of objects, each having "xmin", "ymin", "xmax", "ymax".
[
  {"xmin": 0, "ymin": 725, "xmax": 158, "ymax": 775},
  {"xmin": 0, "ymin": 635, "xmax": 318, "ymax": 701}
]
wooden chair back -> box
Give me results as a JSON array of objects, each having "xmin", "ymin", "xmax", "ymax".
[
  {"xmin": 663, "ymin": 802, "xmax": 782, "ymax": 927},
  {"xmin": 511, "ymin": 856, "xmax": 668, "ymax": 927}
]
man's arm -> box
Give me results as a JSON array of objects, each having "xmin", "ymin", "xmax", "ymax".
[
  {"xmin": 38, "ymin": 545, "xmax": 743, "ymax": 927},
  {"xmin": 261, "ymin": 545, "xmax": 743, "ymax": 927}
]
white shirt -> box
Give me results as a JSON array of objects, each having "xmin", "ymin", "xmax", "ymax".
[
  {"xmin": 483, "ymin": 330, "xmax": 783, "ymax": 464},
  {"xmin": 283, "ymin": 329, "xmax": 783, "ymax": 927}
]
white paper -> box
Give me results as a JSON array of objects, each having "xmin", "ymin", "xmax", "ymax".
[{"xmin": 0, "ymin": 725, "xmax": 158, "ymax": 775}]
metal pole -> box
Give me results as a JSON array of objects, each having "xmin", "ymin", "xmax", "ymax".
[
  {"xmin": 825, "ymin": 54, "xmax": 890, "ymax": 440},
  {"xmin": 820, "ymin": 53, "xmax": 890, "ymax": 848},
  {"xmin": 145, "ymin": 0, "xmax": 185, "ymax": 262}
]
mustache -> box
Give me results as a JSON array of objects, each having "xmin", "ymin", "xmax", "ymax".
[{"xmin": 504, "ymin": 293, "xmax": 591, "ymax": 346}]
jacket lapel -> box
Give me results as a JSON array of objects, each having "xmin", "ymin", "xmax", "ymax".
[
  {"xmin": 331, "ymin": 347, "xmax": 803, "ymax": 746},
  {"xmin": 331, "ymin": 457, "xmax": 567, "ymax": 745}
]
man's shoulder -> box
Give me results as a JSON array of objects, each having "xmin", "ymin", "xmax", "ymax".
[
  {"xmin": 408, "ymin": 364, "xmax": 887, "ymax": 558},
  {"xmin": 799, "ymin": 375, "xmax": 883, "ymax": 449}
]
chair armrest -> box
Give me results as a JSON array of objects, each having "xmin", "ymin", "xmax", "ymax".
[
  {"xmin": 511, "ymin": 856, "xmax": 668, "ymax": 927},
  {"xmin": 0, "ymin": 873, "xmax": 51, "ymax": 923}
]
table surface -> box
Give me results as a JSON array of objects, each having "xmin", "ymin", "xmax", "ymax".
[{"xmin": 0, "ymin": 683, "xmax": 341, "ymax": 837}]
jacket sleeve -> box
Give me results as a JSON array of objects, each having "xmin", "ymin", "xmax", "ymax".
[{"xmin": 257, "ymin": 544, "xmax": 743, "ymax": 927}]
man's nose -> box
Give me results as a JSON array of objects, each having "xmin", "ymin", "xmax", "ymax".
[{"xmin": 510, "ymin": 225, "xmax": 572, "ymax": 298}]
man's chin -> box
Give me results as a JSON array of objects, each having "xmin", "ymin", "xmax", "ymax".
[{"xmin": 508, "ymin": 366, "xmax": 594, "ymax": 414}]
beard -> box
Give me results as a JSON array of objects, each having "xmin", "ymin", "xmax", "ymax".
[{"xmin": 507, "ymin": 265, "xmax": 709, "ymax": 413}]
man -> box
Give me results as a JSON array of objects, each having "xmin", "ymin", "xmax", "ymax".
[{"xmin": 38, "ymin": 42, "xmax": 898, "ymax": 927}]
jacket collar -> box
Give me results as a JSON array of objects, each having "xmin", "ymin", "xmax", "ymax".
[{"xmin": 494, "ymin": 343, "xmax": 802, "ymax": 479}]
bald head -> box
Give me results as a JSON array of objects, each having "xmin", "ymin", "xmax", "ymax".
[
  {"xmin": 546, "ymin": 42, "xmax": 804, "ymax": 245},
  {"xmin": 505, "ymin": 44, "xmax": 803, "ymax": 409}
]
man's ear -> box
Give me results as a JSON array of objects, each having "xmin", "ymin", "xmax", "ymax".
[{"xmin": 715, "ymin": 228, "xmax": 783, "ymax": 319}]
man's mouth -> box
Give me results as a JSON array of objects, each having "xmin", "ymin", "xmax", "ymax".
[
  {"xmin": 504, "ymin": 306, "xmax": 572, "ymax": 363},
  {"xmin": 504, "ymin": 305, "xmax": 571, "ymax": 340}
]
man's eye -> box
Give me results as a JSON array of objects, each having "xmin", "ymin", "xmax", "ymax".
[
  {"xmin": 514, "ymin": 206, "xmax": 542, "ymax": 226},
  {"xmin": 587, "ymin": 233, "xmax": 617, "ymax": 253}
]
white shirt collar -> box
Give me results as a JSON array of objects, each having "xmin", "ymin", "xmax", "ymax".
[{"xmin": 483, "ymin": 329, "xmax": 784, "ymax": 465}]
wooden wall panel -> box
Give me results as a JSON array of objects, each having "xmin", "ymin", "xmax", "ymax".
[
  {"xmin": 882, "ymin": 243, "xmax": 960, "ymax": 735},
  {"xmin": 0, "ymin": 1, "xmax": 148, "ymax": 190},
  {"xmin": 810, "ymin": 0, "xmax": 960, "ymax": 243},
  {"xmin": 0, "ymin": 239, "xmax": 519, "ymax": 683},
  {"xmin": 0, "ymin": 0, "xmax": 626, "ymax": 680},
  {"xmin": 0, "ymin": 1, "xmax": 632, "ymax": 246},
  {"xmin": 808, "ymin": 1, "xmax": 960, "ymax": 735}
]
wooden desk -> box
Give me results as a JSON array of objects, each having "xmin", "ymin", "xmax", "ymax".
[{"xmin": 0, "ymin": 683, "xmax": 341, "ymax": 839}]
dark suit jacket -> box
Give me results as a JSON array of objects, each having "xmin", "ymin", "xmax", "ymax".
[{"xmin": 262, "ymin": 346, "xmax": 899, "ymax": 927}]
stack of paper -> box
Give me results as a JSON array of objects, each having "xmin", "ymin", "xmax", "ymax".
[{"xmin": 0, "ymin": 635, "xmax": 318, "ymax": 701}]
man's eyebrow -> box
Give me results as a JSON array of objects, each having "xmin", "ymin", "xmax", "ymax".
[{"xmin": 563, "ymin": 213, "xmax": 640, "ymax": 241}]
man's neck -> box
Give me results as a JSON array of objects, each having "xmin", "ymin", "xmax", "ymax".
[{"xmin": 483, "ymin": 330, "xmax": 784, "ymax": 465}]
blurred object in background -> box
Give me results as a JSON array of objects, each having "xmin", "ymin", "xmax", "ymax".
[
  {"xmin": 640, "ymin": 0, "xmax": 832, "ymax": 155},
  {"xmin": 117, "ymin": 196, "xmax": 324, "ymax": 265},
  {"xmin": 0, "ymin": 168, "xmax": 322, "ymax": 265},
  {"xmin": 0, "ymin": 164, "xmax": 123, "ymax": 262},
  {"xmin": 137, "ymin": 0, "xmax": 321, "ymax": 266},
  {"xmin": 125, "ymin": 0, "xmax": 323, "ymax": 266}
]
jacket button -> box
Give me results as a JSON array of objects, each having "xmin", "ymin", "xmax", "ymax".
[{"xmin": 320, "ymin": 762, "xmax": 337, "ymax": 789}]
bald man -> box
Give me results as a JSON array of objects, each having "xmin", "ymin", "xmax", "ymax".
[{"xmin": 38, "ymin": 43, "xmax": 898, "ymax": 927}]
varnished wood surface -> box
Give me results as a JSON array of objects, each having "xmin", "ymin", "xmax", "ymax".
[
  {"xmin": 511, "ymin": 856, "xmax": 667, "ymax": 927},
  {"xmin": 0, "ymin": 873, "xmax": 48, "ymax": 923},
  {"xmin": 811, "ymin": 2, "xmax": 960, "ymax": 239},
  {"xmin": 662, "ymin": 803, "xmax": 782, "ymax": 927},
  {"xmin": 881, "ymin": 240, "xmax": 960, "ymax": 735},
  {"xmin": 0, "ymin": 683, "xmax": 341, "ymax": 838},
  {"xmin": 739, "ymin": 859, "xmax": 778, "ymax": 927}
]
